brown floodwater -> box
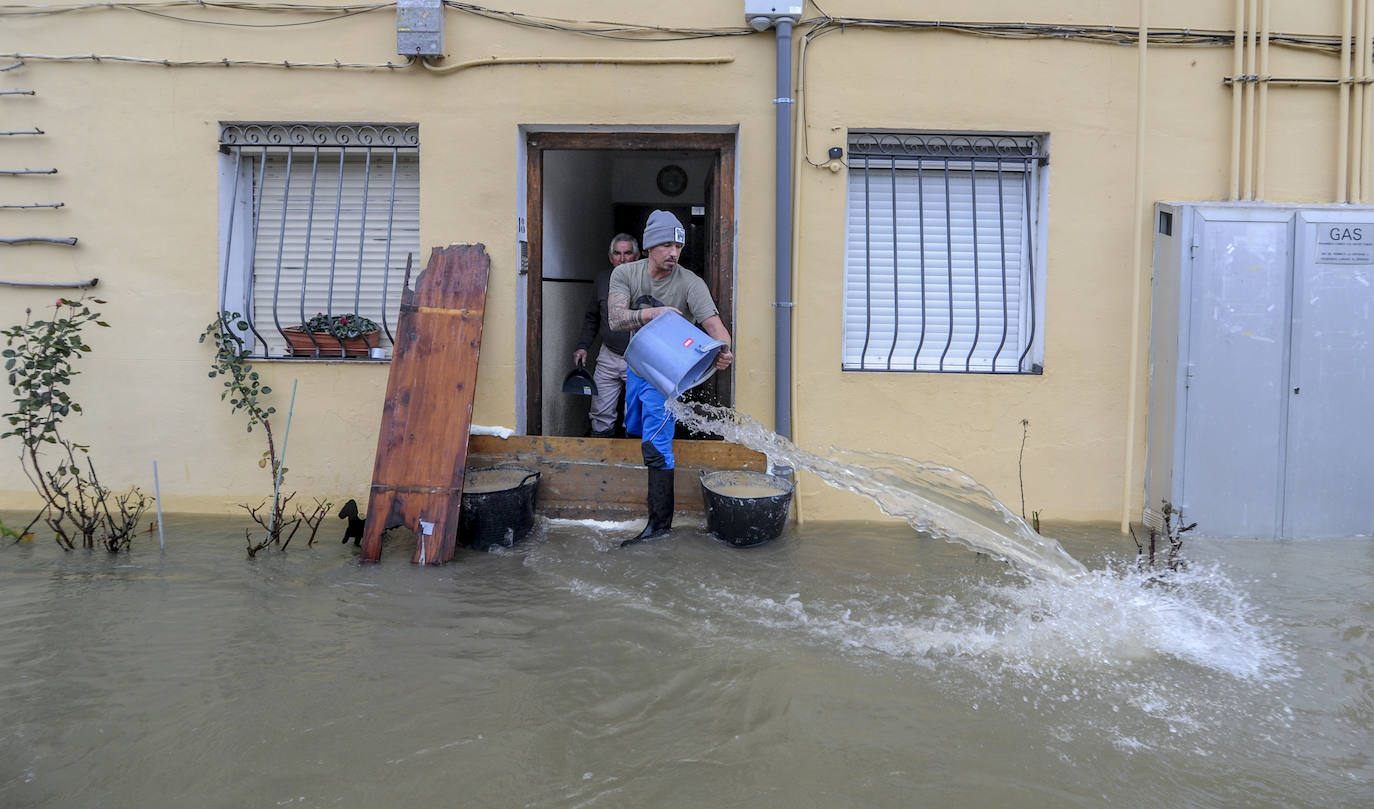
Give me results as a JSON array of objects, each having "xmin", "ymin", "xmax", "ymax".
[
  {"xmin": 464, "ymin": 468, "xmax": 540, "ymax": 494},
  {"xmin": 1, "ymin": 510, "xmax": 1369, "ymax": 809},
  {"xmin": 702, "ymin": 470, "xmax": 791, "ymax": 499}
]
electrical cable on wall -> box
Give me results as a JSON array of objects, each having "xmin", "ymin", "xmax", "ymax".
[
  {"xmin": 3, "ymin": 2, "xmax": 1354, "ymax": 53},
  {"xmin": 0, "ymin": 277, "xmax": 98, "ymax": 288},
  {"xmin": 0, "ymin": 237, "xmax": 78, "ymax": 245},
  {"xmin": 11, "ymin": 2, "xmax": 1359, "ymax": 180},
  {"xmin": 0, "ymin": 53, "xmax": 418, "ymax": 71},
  {"xmin": 417, "ymin": 54, "xmax": 732, "ymax": 75},
  {"xmin": 2, "ymin": 0, "xmax": 1353, "ymax": 86}
]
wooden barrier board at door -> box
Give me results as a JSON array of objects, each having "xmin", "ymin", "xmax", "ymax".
[{"xmin": 360, "ymin": 244, "xmax": 490, "ymax": 564}]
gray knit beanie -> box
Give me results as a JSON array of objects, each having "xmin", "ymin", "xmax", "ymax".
[{"xmin": 643, "ymin": 209, "xmax": 686, "ymax": 250}]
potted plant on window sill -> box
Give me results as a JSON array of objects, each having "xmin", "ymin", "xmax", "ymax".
[{"xmin": 283, "ymin": 312, "xmax": 381, "ymax": 357}]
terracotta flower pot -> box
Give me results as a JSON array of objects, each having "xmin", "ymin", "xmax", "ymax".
[{"xmin": 282, "ymin": 327, "xmax": 379, "ymax": 358}]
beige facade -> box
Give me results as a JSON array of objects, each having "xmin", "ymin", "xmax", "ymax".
[{"xmin": 1, "ymin": 1, "xmax": 1365, "ymax": 528}]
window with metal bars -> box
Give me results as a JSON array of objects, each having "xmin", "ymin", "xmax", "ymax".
[
  {"xmin": 843, "ymin": 132, "xmax": 1047, "ymax": 373},
  {"xmin": 217, "ymin": 122, "xmax": 420, "ymax": 358}
]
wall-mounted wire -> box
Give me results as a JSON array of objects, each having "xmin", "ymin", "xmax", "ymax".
[
  {"xmin": 0, "ymin": 52, "xmax": 416, "ymax": 71},
  {"xmin": 441, "ymin": 1, "xmax": 755, "ymax": 41},
  {"xmin": 1, "ymin": 3, "xmax": 1356, "ymax": 56},
  {"xmin": 418, "ymin": 54, "xmax": 732, "ymax": 75},
  {"xmin": 797, "ymin": 19, "xmax": 844, "ymax": 170},
  {"xmin": 790, "ymin": 14, "xmax": 1339, "ymax": 169},
  {"xmin": 0, "ymin": 276, "xmax": 99, "ymax": 288},
  {"xmin": 0, "ymin": 237, "xmax": 78, "ymax": 246},
  {"xmin": 1, "ymin": 2, "xmax": 760, "ymax": 41},
  {"xmin": 1, "ymin": 2, "xmax": 387, "ymax": 17},
  {"xmin": 121, "ymin": 4, "xmax": 388, "ymax": 28}
]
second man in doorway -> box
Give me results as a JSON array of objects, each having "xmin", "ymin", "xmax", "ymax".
[{"xmin": 573, "ymin": 233, "xmax": 640, "ymax": 438}]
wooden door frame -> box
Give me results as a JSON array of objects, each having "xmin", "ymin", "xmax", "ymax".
[{"xmin": 524, "ymin": 131, "xmax": 737, "ymax": 435}]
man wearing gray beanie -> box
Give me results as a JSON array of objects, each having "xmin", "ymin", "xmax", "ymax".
[{"xmin": 608, "ymin": 209, "xmax": 734, "ymax": 545}]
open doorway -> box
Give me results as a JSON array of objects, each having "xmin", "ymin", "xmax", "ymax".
[{"xmin": 524, "ymin": 131, "xmax": 736, "ymax": 437}]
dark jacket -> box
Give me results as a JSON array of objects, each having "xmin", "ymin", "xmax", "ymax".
[{"xmin": 576, "ymin": 270, "xmax": 629, "ymax": 356}]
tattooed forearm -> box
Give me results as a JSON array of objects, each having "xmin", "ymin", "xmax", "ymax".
[{"xmin": 608, "ymin": 291, "xmax": 634, "ymax": 331}]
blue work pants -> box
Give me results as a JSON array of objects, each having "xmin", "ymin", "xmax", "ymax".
[{"xmin": 624, "ymin": 367, "xmax": 675, "ymax": 469}]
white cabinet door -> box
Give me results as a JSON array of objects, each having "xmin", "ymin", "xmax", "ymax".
[
  {"xmin": 1179, "ymin": 210, "xmax": 1292, "ymax": 537},
  {"xmin": 1286, "ymin": 213, "xmax": 1374, "ymax": 537}
]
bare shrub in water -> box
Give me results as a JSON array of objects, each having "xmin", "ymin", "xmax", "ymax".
[
  {"xmin": 200, "ymin": 312, "xmax": 332, "ymax": 557},
  {"xmin": 1, "ymin": 298, "xmax": 152, "ymax": 551},
  {"xmin": 240, "ymin": 495, "xmax": 332, "ymax": 550},
  {"xmin": 1131, "ymin": 499, "xmax": 1196, "ymax": 574},
  {"xmin": 1017, "ymin": 418, "xmax": 1042, "ymax": 533}
]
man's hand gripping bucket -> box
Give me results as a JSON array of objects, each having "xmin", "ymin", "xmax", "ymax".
[{"xmin": 623, "ymin": 310, "xmax": 725, "ymax": 399}]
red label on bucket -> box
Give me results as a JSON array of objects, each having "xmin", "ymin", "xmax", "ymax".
[{"xmin": 682, "ymin": 338, "xmax": 694, "ymax": 348}]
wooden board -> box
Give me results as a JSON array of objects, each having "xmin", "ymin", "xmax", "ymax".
[
  {"xmin": 360, "ymin": 244, "xmax": 490, "ymax": 564},
  {"xmin": 466, "ymin": 434, "xmax": 767, "ymax": 519}
]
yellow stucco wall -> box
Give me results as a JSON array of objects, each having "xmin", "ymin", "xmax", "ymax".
[{"xmin": 0, "ymin": 1, "xmax": 1363, "ymax": 529}]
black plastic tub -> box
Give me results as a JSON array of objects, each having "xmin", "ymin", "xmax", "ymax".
[
  {"xmin": 459, "ymin": 466, "xmax": 541, "ymax": 551},
  {"xmin": 699, "ymin": 470, "xmax": 794, "ymax": 548}
]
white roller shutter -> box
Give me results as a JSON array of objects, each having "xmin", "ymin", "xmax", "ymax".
[{"xmin": 843, "ymin": 156, "xmax": 1036, "ymax": 373}]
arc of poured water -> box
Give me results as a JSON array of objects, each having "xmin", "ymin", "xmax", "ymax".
[{"xmin": 669, "ymin": 401, "xmax": 1088, "ymax": 582}]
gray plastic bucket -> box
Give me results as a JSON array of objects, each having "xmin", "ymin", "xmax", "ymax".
[{"xmin": 623, "ymin": 310, "xmax": 726, "ymax": 399}]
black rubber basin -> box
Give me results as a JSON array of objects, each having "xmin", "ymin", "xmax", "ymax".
[
  {"xmin": 699, "ymin": 470, "xmax": 794, "ymax": 548},
  {"xmin": 459, "ymin": 466, "xmax": 540, "ymax": 551}
]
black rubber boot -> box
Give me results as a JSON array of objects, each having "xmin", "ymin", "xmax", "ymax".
[
  {"xmin": 621, "ymin": 468, "xmax": 674, "ymax": 546},
  {"xmin": 590, "ymin": 427, "xmax": 618, "ymax": 439}
]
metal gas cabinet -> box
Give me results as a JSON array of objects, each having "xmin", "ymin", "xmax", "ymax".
[{"xmin": 1146, "ymin": 202, "xmax": 1374, "ymax": 538}]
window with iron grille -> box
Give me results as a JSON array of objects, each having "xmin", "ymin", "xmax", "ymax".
[
  {"xmin": 843, "ymin": 132, "xmax": 1047, "ymax": 373},
  {"xmin": 217, "ymin": 122, "xmax": 420, "ymax": 358}
]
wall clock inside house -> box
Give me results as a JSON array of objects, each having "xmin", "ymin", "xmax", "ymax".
[{"xmin": 656, "ymin": 164, "xmax": 688, "ymax": 197}]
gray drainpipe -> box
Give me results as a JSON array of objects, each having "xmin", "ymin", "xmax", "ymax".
[{"xmin": 772, "ymin": 18, "xmax": 794, "ymax": 440}]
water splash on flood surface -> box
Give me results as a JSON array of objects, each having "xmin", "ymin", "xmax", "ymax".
[
  {"xmin": 682, "ymin": 552, "xmax": 1295, "ymax": 685},
  {"xmin": 654, "ymin": 402, "xmax": 1301, "ymax": 708},
  {"xmin": 669, "ymin": 400, "xmax": 1089, "ymax": 582}
]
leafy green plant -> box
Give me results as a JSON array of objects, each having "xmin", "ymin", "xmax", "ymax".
[
  {"xmin": 303, "ymin": 312, "xmax": 380, "ymax": 340},
  {"xmin": 1, "ymin": 297, "xmax": 152, "ymax": 550},
  {"xmin": 200, "ymin": 311, "xmax": 330, "ymax": 556},
  {"xmin": 201, "ymin": 311, "xmax": 276, "ymax": 439},
  {"xmin": 1, "ymin": 518, "xmax": 33, "ymax": 542}
]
